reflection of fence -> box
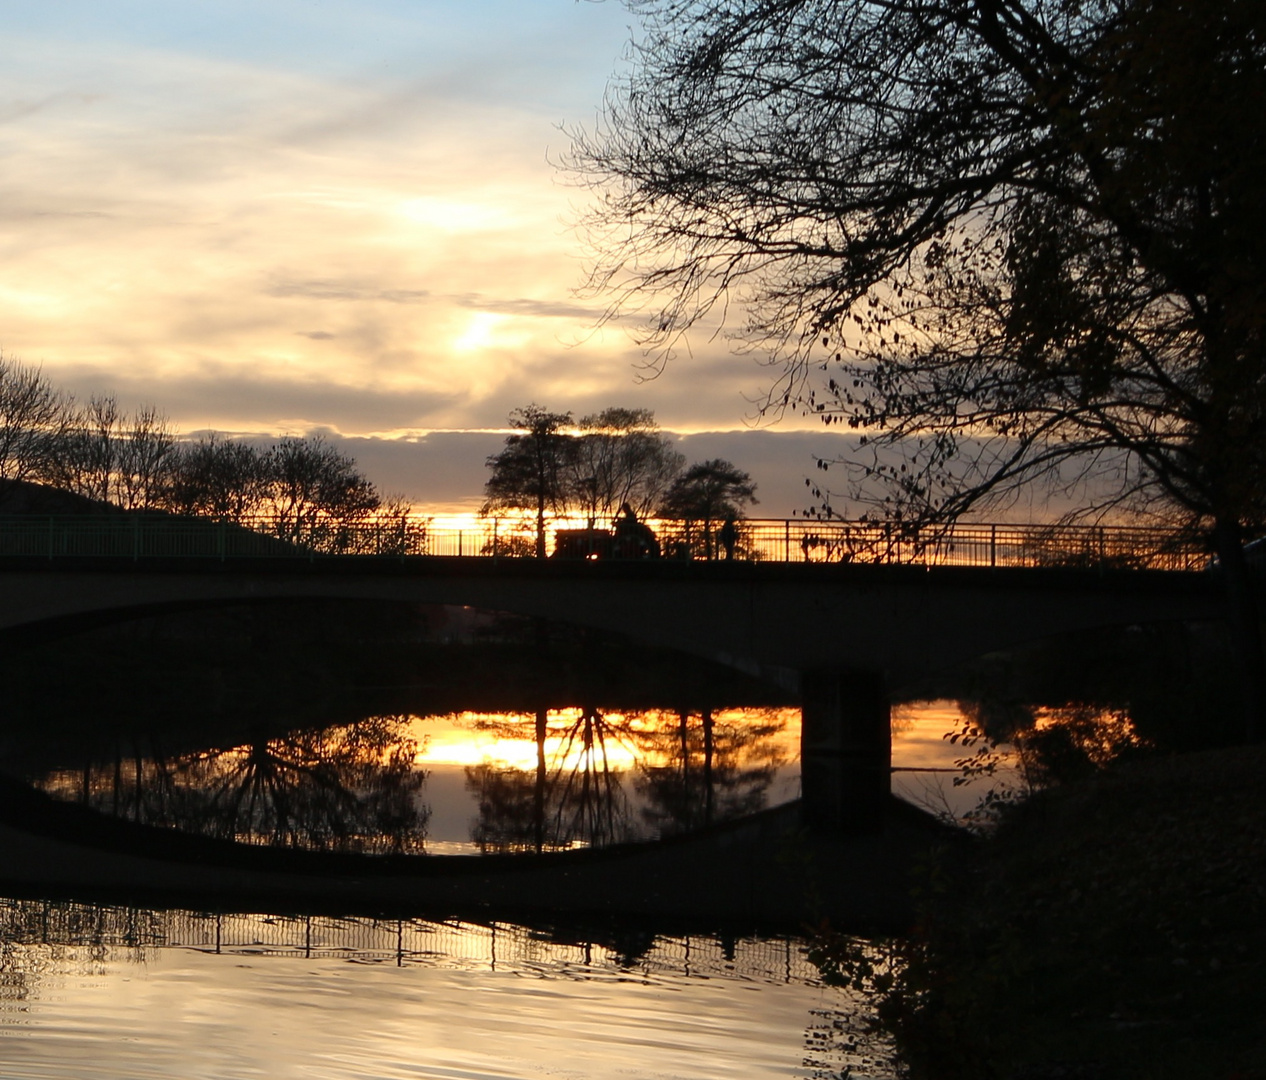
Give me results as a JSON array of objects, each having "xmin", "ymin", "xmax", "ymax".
[
  {"xmin": 0, "ymin": 515, "xmax": 1206, "ymax": 569},
  {"xmin": 0, "ymin": 897, "xmax": 816, "ymax": 983}
]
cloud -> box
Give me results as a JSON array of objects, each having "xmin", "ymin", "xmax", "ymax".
[
  {"xmin": 451, "ymin": 293, "xmax": 597, "ymax": 319},
  {"xmin": 45, "ymin": 361, "xmax": 466, "ymax": 435},
  {"xmin": 266, "ymin": 280, "xmax": 433, "ymax": 304},
  {"xmin": 673, "ymin": 429, "xmax": 861, "ymax": 517},
  {"xmin": 0, "ymin": 4, "xmax": 813, "ymax": 457},
  {"xmin": 233, "ymin": 427, "xmax": 865, "ymax": 517},
  {"xmin": 0, "ymin": 91, "xmax": 100, "ymax": 126}
]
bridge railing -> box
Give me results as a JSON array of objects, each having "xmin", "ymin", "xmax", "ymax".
[
  {"xmin": 0, "ymin": 515, "xmax": 430, "ymax": 560},
  {"xmin": 713, "ymin": 519, "xmax": 1206, "ymax": 571},
  {"xmin": 0, "ymin": 514, "xmax": 1208, "ymax": 570}
]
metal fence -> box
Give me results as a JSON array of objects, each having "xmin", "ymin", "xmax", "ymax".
[
  {"xmin": 0, "ymin": 514, "xmax": 1207, "ymax": 570},
  {"xmin": 0, "ymin": 514, "xmax": 429, "ymax": 560},
  {"xmin": 709, "ymin": 518, "xmax": 1207, "ymax": 571}
]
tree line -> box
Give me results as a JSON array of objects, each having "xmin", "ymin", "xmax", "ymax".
[
  {"xmin": 481, "ymin": 404, "xmax": 757, "ymax": 557},
  {"xmin": 0, "ymin": 354, "xmax": 404, "ymax": 548},
  {"xmin": 0, "ymin": 358, "xmax": 762, "ymax": 559}
]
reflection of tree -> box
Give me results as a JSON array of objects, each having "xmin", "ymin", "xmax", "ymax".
[
  {"xmin": 465, "ymin": 707, "xmax": 636, "ymax": 852},
  {"xmin": 466, "ymin": 764, "xmax": 544, "ymax": 853},
  {"xmin": 45, "ymin": 717, "xmax": 429, "ymax": 854},
  {"xmin": 1014, "ymin": 705, "xmax": 1149, "ymax": 790},
  {"xmin": 552, "ymin": 708, "xmax": 633, "ymax": 848},
  {"xmin": 464, "ymin": 707, "xmax": 788, "ymax": 850},
  {"xmin": 956, "ymin": 698, "xmax": 1151, "ymax": 789},
  {"xmin": 635, "ymin": 709, "xmax": 787, "ymax": 835},
  {"xmin": 946, "ymin": 701, "xmax": 1152, "ymax": 826},
  {"xmin": 802, "ymin": 1006, "xmax": 899, "ymax": 1079}
]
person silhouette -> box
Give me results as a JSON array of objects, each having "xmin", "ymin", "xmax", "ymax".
[{"xmin": 719, "ymin": 512, "xmax": 738, "ymax": 560}]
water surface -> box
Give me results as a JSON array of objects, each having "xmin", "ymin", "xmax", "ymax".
[
  {"xmin": 0, "ymin": 899, "xmax": 899, "ymax": 1080},
  {"xmin": 24, "ymin": 707, "xmax": 802, "ymax": 856}
]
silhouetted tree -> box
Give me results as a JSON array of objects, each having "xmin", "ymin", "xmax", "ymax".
[
  {"xmin": 114, "ymin": 405, "xmax": 177, "ymax": 510},
  {"xmin": 45, "ymin": 394, "xmax": 119, "ymax": 503},
  {"xmin": 568, "ymin": 407, "xmax": 684, "ymax": 525},
  {"xmin": 162, "ymin": 433, "xmax": 270, "ymax": 521},
  {"xmin": 482, "ymin": 405, "xmax": 575, "ymax": 557},
  {"xmin": 0, "ymin": 354, "xmax": 73, "ymax": 485},
  {"xmin": 46, "ymin": 395, "xmax": 177, "ymax": 509},
  {"xmin": 160, "ymin": 433, "xmax": 406, "ymax": 551},
  {"xmin": 573, "ymin": 0, "xmax": 1266, "ymax": 734},
  {"xmin": 263, "ymin": 435, "xmax": 381, "ymax": 547},
  {"xmin": 658, "ymin": 459, "xmax": 757, "ymax": 558}
]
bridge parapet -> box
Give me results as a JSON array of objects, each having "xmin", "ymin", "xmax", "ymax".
[{"xmin": 0, "ymin": 515, "xmax": 1208, "ymax": 570}]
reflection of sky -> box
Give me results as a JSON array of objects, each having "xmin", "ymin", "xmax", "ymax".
[
  {"xmin": 413, "ymin": 707, "xmax": 802, "ymax": 851},
  {"xmin": 891, "ymin": 700, "xmax": 1021, "ymax": 820},
  {"xmin": 0, "ymin": 908, "xmax": 896, "ymax": 1079},
  {"xmin": 412, "ymin": 707, "xmax": 803, "ymax": 769}
]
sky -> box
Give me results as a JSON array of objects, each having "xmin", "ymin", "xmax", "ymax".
[{"xmin": 0, "ymin": 0, "xmax": 857, "ymax": 516}]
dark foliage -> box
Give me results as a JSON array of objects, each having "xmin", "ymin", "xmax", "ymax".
[{"xmin": 573, "ymin": 0, "xmax": 1266, "ymax": 733}]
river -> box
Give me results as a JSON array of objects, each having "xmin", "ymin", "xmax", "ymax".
[
  {"xmin": 0, "ymin": 601, "xmax": 1015, "ymax": 1078},
  {"xmin": 0, "ymin": 898, "xmax": 900, "ymax": 1079}
]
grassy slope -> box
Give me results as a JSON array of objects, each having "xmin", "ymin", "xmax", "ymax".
[{"xmin": 889, "ymin": 747, "xmax": 1266, "ymax": 1079}]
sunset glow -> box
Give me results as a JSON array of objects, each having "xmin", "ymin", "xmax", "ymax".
[
  {"xmin": 410, "ymin": 708, "xmax": 802, "ymax": 771},
  {"xmin": 0, "ymin": 1, "xmax": 849, "ymax": 521}
]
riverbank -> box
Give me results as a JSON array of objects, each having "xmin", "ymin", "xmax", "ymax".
[{"xmin": 853, "ymin": 746, "xmax": 1266, "ymax": 1079}]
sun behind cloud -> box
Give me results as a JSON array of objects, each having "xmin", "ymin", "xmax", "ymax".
[
  {"xmin": 0, "ymin": 1, "xmax": 811, "ymax": 451},
  {"xmin": 452, "ymin": 311, "xmax": 511, "ymax": 353},
  {"xmin": 399, "ymin": 196, "xmax": 513, "ymax": 234}
]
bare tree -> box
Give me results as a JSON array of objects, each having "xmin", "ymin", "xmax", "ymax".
[
  {"xmin": 568, "ymin": 407, "xmax": 684, "ymax": 525},
  {"xmin": 115, "ymin": 405, "xmax": 177, "ymax": 511},
  {"xmin": 263, "ymin": 435, "xmax": 381, "ymax": 546},
  {"xmin": 162, "ymin": 434, "xmax": 270, "ymax": 521},
  {"xmin": 0, "ymin": 354, "xmax": 73, "ymax": 486},
  {"xmin": 161, "ymin": 433, "xmax": 394, "ymax": 550},
  {"xmin": 46, "ymin": 395, "xmax": 176, "ymax": 509},
  {"xmin": 573, "ymin": 0, "xmax": 1266, "ymax": 734}
]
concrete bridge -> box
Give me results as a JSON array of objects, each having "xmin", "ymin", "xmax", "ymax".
[
  {"xmin": 0, "ymin": 553, "xmax": 1225, "ymax": 832},
  {"xmin": 0, "ymin": 554, "xmax": 1222, "ymax": 667}
]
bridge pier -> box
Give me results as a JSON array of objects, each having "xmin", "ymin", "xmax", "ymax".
[{"xmin": 800, "ymin": 667, "xmax": 891, "ymax": 835}]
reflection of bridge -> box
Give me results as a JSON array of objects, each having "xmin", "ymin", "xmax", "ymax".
[{"xmin": 0, "ymin": 518, "xmax": 1226, "ymax": 834}]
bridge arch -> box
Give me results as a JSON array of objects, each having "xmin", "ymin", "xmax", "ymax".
[
  {"xmin": 0, "ymin": 556, "xmax": 1224, "ymax": 682},
  {"xmin": 1, "ymin": 556, "xmax": 1224, "ymax": 834}
]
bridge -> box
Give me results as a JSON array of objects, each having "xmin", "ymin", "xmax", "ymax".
[{"xmin": 0, "ymin": 515, "xmax": 1227, "ymax": 834}]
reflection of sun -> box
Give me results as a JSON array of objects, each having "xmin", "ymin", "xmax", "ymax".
[
  {"xmin": 411, "ymin": 710, "xmax": 642, "ymax": 772},
  {"xmin": 452, "ymin": 311, "xmax": 505, "ymax": 353},
  {"xmin": 408, "ymin": 708, "xmax": 802, "ymax": 771}
]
